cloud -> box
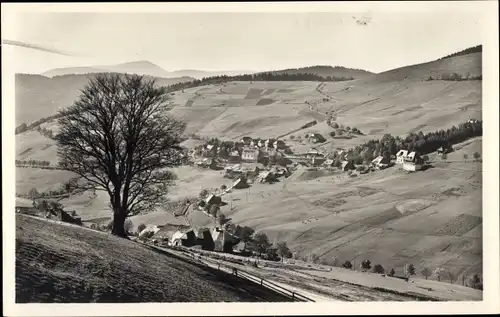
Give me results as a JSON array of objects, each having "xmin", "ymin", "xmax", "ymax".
[{"xmin": 1, "ymin": 39, "xmax": 75, "ymax": 56}]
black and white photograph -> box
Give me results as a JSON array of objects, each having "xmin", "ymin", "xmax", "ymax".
[{"xmin": 2, "ymin": 1, "xmax": 499, "ymax": 316}]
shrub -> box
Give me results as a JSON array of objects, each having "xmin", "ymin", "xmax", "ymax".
[
  {"xmin": 28, "ymin": 188, "xmax": 40, "ymax": 199},
  {"xmin": 389, "ymin": 268, "xmax": 395, "ymax": 276},
  {"xmin": 373, "ymin": 264, "xmax": 385, "ymax": 274},
  {"xmin": 406, "ymin": 264, "xmax": 416, "ymax": 276},
  {"xmin": 342, "ymin": 260, "xmax": 353, "ymax": 269},
  {"xmin": 329, "ymin": 131, "xmax": 336, "ymax": 138},
  {"xmin": 290, "ymin": 135, "xmax": 295, "ymax": 140},
  {"xmin": 463, "ymin": 153, "xmax": 468, "ymax": 161},
  {"xmin": 137, "ymin": 223, "xmax": 146, "ymax": 233},
  {"xmin": 421, "ymin": 267, "xmax": 432, "ymax": 280},
  {"xmin": 361, "ymin": 260, "xmax": 372, "ymax": 271},
  {"xmin": 199, "ymin": 189, "xmax": 209, "ymax": 199},
  {"xmin": 473, "ymin": 152, "xmax": 481, "ymax": 161}
]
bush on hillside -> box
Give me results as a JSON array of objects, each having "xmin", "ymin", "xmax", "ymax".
[
  {"xmin": 361, "ymin": 260, "xmax": 372, "ymax": 271},
  {"xmin": 342, "ymin": 260, "xmax": 353, "ymax": 269},
  {"xmin": 373, "ymin": 264, "xmax": 385, "ymax": 274},
  {"xmin": 137, "ymin": 223, "xmax": 146, "ymax": 234},
  {"xmin": 421, "ymin": 267, "xmax": 432, "ymax": 280}
]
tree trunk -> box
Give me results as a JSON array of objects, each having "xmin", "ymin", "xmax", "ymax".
[{"xmin": 112, "ymin": 208, "xmax": 128, "ymax": 238}]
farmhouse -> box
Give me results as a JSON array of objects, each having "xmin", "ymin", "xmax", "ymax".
[
  {"xmin": 240, "ymin": 136, "xmax": 253, "ymax": 146},
  {"xmin": 402, "ymin": 151, "xmax": 424, "ymax": 172},
  {"xmin": 171, "ymin": 229, "xmax": 197, "ymax": 247},
  {"xmin": 309, "ymin": 133, "xmax": 326, "ymax": 144},
  {"xmin": 264, "ymin": 139, "xmax": 276, "ymax": 148},
  {"xmin": 306, "ymin": 148, "xmax": 324, "ymax": 159},
  {"xmin": 15, "ymin": 197, "xmax": 36, "ymax": 214},
  {"xmin": 228, "ymin": 150, "xmax": 241, "ymax": 163},
  {"xmin": 211, "ymin": 227, "xmax": 240, "ymax": 252},
  {"xmin": 312, "ymin": 156, "xmax": 327, "ymax": 167},
  {"xmin": 241, "ymin": 146, "xmax": 260, "ymax": 163},
  {"xmin": 371, "ymin": 156, "xmax": 391, "ymax": 169},
  {"xmin": 204, "ymin": 194, "xmax": 223, "ymax": 208},
  {"xmin": 341, "ymin": 160, "xmax": 355, "ymax": 171},
  {"xmin": 257, "ymin": 171, "xmax": 277, "ymax": 183},
  {"xmin": 202, "ymin": 144, "xmax": 217, "ymax": 158},
  {"xmin": 396, "ymin": 150, "xmax": 409, "ymax": 164},
  {"xmin": 323, "ymin": 159, "xmax": 335, "ymax": 168},
  {"xmin": 437, "ymin": 145, "xmax": 453, "ymax": 156},
  {"xmin": 232, "ymin": 177, "xmax": 249, "ymax": 189},
  {"xmin": 273, "ymin": 140, "xmax": 286, "ymax": 150}
]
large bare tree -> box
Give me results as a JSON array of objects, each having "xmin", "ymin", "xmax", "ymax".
[{"xmin": 55, "ymin": 73, "xmax": 186, "ymax": 237}]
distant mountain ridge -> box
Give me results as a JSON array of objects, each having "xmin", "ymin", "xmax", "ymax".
[
  {"xmin": 42, "ymin": 61, "xmax": 254, "ymax": 79},
  {"xmin": 15, "ymin": 73, "xmax": 193, "ymax": 125}
]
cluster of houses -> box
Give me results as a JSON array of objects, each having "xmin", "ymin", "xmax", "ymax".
[
  {"xmin": 139, "ymin": 223, "xmax": 240, "ymax": 253},
  {"xmin": 15, "ymin": 196, "xmax": 83, "ymax": 225},
  {"xmin": 138, "ymin": 195, "xmax": 241, "ymax": 253}
]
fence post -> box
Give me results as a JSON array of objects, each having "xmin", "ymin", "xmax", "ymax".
[{"xmin": 292, "ymin": 292, "xmax": 295, "ymax": 300}]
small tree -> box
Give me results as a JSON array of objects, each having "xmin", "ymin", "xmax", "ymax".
[
  {"xmin": 421, "ymin": 267, "xmax": 432, "ymax": 280},
  {"xmin": 361, "ymin": 260, "xmax": 372, "ymax": 271},
  {"xmin": 445, "ymin": 270, "xmax": 456, "ymax": 284},
  {"xmin": 373, "ymin": 264, "xmax": 385, "ymax": 274},
  {"xmin": 240, "ymin": 226, "xmax": 255, "ymax": 249},
  {"xmin": 290, "ymin": 135, "xmax": 295, "ymax": 140},
  {"xmin": 310, "ymin": 253, "xmax": 320, "ymax": 264},
  {"xmin": 389, "ymin": 268, "xmax": 395, "ymax": 276},
  {"xmin": 137, "ymin": 223, "xmax": 146, "ymax": 234},
  {"xmin": 276, "ymin": 241, "xmax": 292, "ymax": 263},
  {"xmin": 422, "ymin": 155, "xmax": 429, "ymax": 163},
  {"xmin": 471, "ymin": 274, "xmax": 482, "ymax": 289},
  {"xmin": 218, "ymin": 213, "xmax": 227, "ymax": 226},
  {"xmin": 329, "ymin": 131, "xmax": 336, "ymax": 138},
  {"xmin": 124, "ymin": 218, "xmax": 134, "ymax": 235},
  {"xmin": 28, "ymin": 188, "xmax": 40, "ymax": 200},
  {"xmin": 473, "ymin": 152, "xmax": 481, "ymax": 161},
  {"xmin": 253, "ymin": 232, "xmax": 272, "ymax": 257},
  {"xmin": 406, "ymin": 264, "xmax": 416, "ymax": 276},
  {"xmin": 342, "ymin": 260, "xmax": 353, "ymax": 269},
  {"xmin": 463, "ymin": 153, "xmax": 468, "ymax": 162},
  {"xmin": 220, "ymin": 184, "xmax": 227, "ymax": 191},
  {"xmin": 209, "ymin": 204, "xmax": 220, "ymax": 218},
  {"xmin": 433, "ymin": 268, "xmax": 446, "ymax": 282},
  {"xmin": 199, "ymin": 189, "xmax": 209, "ymax": 199}
]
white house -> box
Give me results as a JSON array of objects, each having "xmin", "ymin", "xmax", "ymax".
[
  {"xmin": 396, "ymin": 150, "xmax": 409, "ymax": 164},
  {"xmin": 241, "ymin": 147, "xmax": 260, "ymax": 163}
]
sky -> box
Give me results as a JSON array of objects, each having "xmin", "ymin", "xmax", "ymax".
[{"xmin": 3, "ymin": 9, "xmax": 484, "ymax": 74}]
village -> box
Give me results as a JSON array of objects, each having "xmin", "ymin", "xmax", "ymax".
[{"xmin": 15, "ymin": 120, "xmax": 469, "ymax": 266}]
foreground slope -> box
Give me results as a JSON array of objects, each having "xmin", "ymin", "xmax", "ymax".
[{"xmin": 15, "ymin": 214, "xmax": 292, "ymax": 303}]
